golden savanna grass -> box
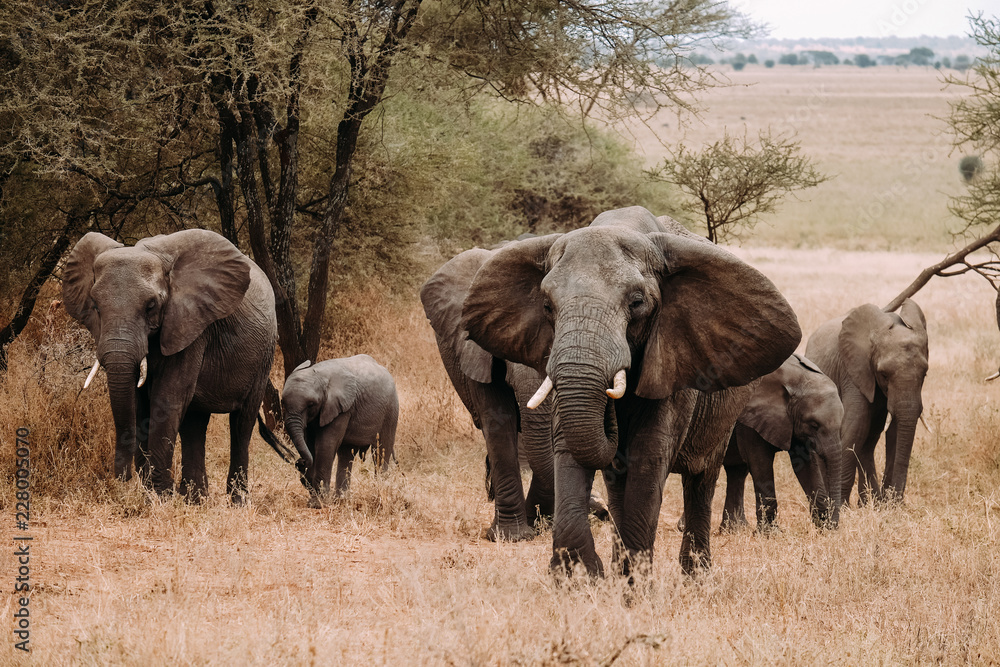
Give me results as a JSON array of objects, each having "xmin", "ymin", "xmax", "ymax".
[{"xmin": 3, "ymin": 66, "xmax": 1000, "ymax": 664}]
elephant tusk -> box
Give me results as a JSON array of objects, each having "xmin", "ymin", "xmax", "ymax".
[
  {"xmin": 83, "ymin": 359, "xmax": 100, "ymax": 389},
  {"xmin": 606, "ymin": 369, "xmax": 627, "ymax": 399},
  {"xmin": 526, "ymin": 376, "xmax": 553, "ymax": 409},
  {"xmin": 137, "ymin": 357, "xmax": 147, "ymax": 388},
  {"xmin": 919, "ymin": 415, "xmax": 934, "ymax": 435},
  {"xmin": 986, "ymin": 370, "xmax": 1000, "ymax": 382}
]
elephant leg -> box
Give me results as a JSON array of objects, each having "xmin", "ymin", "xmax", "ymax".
[
  {"xmin": 520, "ymin": 403, "xmax": 555, "ymax": 526},
  {"xmin": 550, "ymin": 449, "xmax": 602, "ymax": 578},
  {"xmin": 614, "ymin": 445, "xmax": 670, "ymax": 580},
  {"xmin": 178, "ymin": 409, "xmax": 211, "ymax": 502},
  {"xmin": 746, "ymin": 448, "xmax": 779, "ymax": 532},
  {"xmin": 679, "ymin": 467, "xmax": 722, "ymax": 574},
  {"xmin": 334, "ymin": 445, "xmax": 355, "ymax": 497},
  {"xmin": 374, "ymin": 410, "xmax": 398, "ymax": 473},
  {"xmin": 856, "ymin": 403, "xmax": 888, "ymax": 506},
  {"xmin": 310, "ymin": 414, "xmax": 350, "ymax": 506},
  {"xmin": 602, "ymin": 461, "xmax": 628, "ymax": 565},
  {"xmin": 839, "ymin": 389, "xmax": 874, "ymax": 507},
  {"xmin": 477, "ymin": 381, "xmax": 533, "ymax": 542},
  {"xmin": 721, "ymin": 434, "xmax": 750, "ymax": 532},
  {"xmin": 145, "ymin": 346, "xmax": 203, "ymax": 496},
  {"xmin": 226, "ymin": 407, "xmax": 259, "ymax": 505}
]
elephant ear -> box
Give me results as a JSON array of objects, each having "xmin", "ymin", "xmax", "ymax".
[
  {"xmin": 792, "ymin": 352, "xmax": 824, "ymax": 375},
  {"xmin": 291, "ymin": 360, "xmax": 312, "ymax": 374},
  {"xmin": 62, "ymin": 232, "xmax": 124, "ymax": 337},
  {"xmin": 637, "ymin": 233, "xmax": 802, "ymax": 398},
  {"xmin": 897, "ymin": 298, "xmax": 926, "ymax": 332},
  {"xmin": 420, "ymin": 248, "xmax": 496, "ymax": 383},
  {"xmin": 319, "ymin": 370, "xmax": 358, "ymax": 427},
  {"xmin": 838, "ymin": 303, "xmax": 885, "ymax": 403},
  {"xmin": 462, "ymin": 234, "xmax": 562, "ymax": 374},
  {"xmin": 138, "ymin": 229, "xmax": 251, "ymax": 356},
  {"xmin": 740, "ymin": 363, "xmax": 794, "ymax": 450}
]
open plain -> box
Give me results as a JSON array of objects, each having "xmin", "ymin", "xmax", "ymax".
[{"xmin": 3, "ymin": 65, "xmax": 1000, "ymax": 665}]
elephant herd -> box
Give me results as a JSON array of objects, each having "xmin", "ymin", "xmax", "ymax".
[{"xmin": 63, "ymin": 206, "xmax": 930, "ymax": 579}]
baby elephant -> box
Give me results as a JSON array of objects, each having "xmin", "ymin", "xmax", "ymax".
[
  {"xmin": 281, "ymin": 355, "xmax": 399, "ymax": 505},
  {"xmin": 722, "ymin": 353, "xmax": 844, "ymax": 532}
]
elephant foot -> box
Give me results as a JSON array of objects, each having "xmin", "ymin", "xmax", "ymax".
[
  {"xmin": 588, "ymin": 494, "xmax": 610, "ymax": 522},
  {"xmin": 485, "ymin": 518, "xmax": 535, "ymax": 542},
  {"xmin": 549, "ymin": 547, "xmax": 604, "ymax": 579},
  {"xmin": 679, "ymin": 550, "xmax": 711, "ymax": 577}
]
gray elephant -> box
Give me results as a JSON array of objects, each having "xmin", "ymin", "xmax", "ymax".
[
  {"xmin": 721, "ymin": 353, "xmax": 844, "ymax": 532},
  {"xmin": 421, "ymin": 249, "xmax": 555, "ymax": 541},
  {"xmin": 460, "ymin": 206, "xmax": 801, "ymax": 577},
  {"xmin": 62, "ymin": 229, "xmax": 277, "ymax": 502},
  {"xmin": 805, "ymin": 300, "xmax": 928, "ymax": 505},
  {"xmin": 280, "ymin": 355, "xmax": 398, "ymax": 506}
]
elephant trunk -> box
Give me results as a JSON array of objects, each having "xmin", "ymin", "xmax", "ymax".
[
  {"xmin": 102, "ymin": 350, "xmax": 139, "ymax": 480},
  {"xmin": 284, "ymin": 412, "xmax": 313, "ymax": 466},
  {"xmin": 551, "ymin": 363, "xmax": 620, "ymax": 470},
  {"xmin": 886, "ymin": 402, "xmax": 921, "ymax": 500}
]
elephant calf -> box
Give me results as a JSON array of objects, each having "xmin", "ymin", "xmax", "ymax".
[
  {"xmin": 281, "ymin": 355, "xmax": 399, "ymax": 506},
  {"xmin": 721, "ymin": 354, "xmax": 844, "ymax": 532}
]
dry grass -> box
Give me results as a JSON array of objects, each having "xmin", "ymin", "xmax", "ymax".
[
  {"xmin": 630, "ymin": 66, "xmax": 970, "ymax": 250},
  {"xmin": 4, "ymin": 67, "xmax": 1000, "ymax": 664}
]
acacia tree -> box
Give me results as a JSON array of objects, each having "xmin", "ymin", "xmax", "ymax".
[
  {"xmin": 0, "ymin": 0, "xmax": 755, "ymax": 377},
  {"xmin": 885, "ymin": 13, "xmax": 1000, "ymax": 312},
  {"xmin": 649, "ymin": 129, "xmax": 827, "ymax": 243}
]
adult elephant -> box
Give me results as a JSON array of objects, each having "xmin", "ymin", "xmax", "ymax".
[
  {"xmin": 721, "ymin": 353, "xmax": 844, "ymax": 532},
  {"xmin": 421, "ymin": 248, "xmax": 556, "ymax": 541},
  {"xmin": 62, "ymin": 229, "xmax": 277, "ymax": 503},
  {"xmin": 460, "ymin": 206, "xmax": 801, "ymax": 576},
  {"xmin": 805, "ymin": 300, "xmax": 928, "ymax": 505}
]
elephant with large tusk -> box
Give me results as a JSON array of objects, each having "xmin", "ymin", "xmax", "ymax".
[
  {"xmin": 459, "ymin": 206, "xmax": 801, "ymax": 577},
  {"xmin": 62, "ymin": 229, "xmax": 278, "ymax": 503}
]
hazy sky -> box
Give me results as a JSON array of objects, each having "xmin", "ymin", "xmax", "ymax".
[{"xmin": 733, "ymin": 1, "xmax": 1000, "ymax": 39}]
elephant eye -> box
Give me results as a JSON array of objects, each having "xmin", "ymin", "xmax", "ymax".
[
  {"xmin": 542, "ymin": 300, "xmax": 553, "ymax": 315},
  {"xmin": 628, "ymin": 292, "xmax": 644, "ymax": 310},
  {"xmin": 145, "ymin": 299, "xmax": 156, "ymax": 313}
]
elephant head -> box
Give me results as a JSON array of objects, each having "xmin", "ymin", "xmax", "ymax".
[
  {"xmin": 838, "ymin": 299, "xmax": 928, "ymax": 499},
  {"xmin": 740, "ymin": 354, "xmax": 844, "ymax": 527},
  {"xmin": 62, "ymin": 230, "xmax": 252, "ymax": 478},
  {"xmin": 461, "ymin": 206, "xmax": 801, "ymax": 473}
]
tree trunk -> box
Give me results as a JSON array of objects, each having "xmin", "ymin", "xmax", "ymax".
[{"xmin": 0, "ymin": 216, "xmax": 77, "ymax": 375}]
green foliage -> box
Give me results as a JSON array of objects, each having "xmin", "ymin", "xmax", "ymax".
[
  {"xmin": 747, "ymin": 54, "xmax": 758, "ymax": 64},
  {"xmin": 764, "ymin": 59, "xmax": 775, "ymax": 68},
  {"xmin": 778, "ymin": 53, "xmax": 799, "ymax": 66}
]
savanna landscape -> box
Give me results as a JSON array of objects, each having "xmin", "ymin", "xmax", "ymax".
[{"xmin": 4, "ymin": 21, "xmax": 1000, "ymax": 667}]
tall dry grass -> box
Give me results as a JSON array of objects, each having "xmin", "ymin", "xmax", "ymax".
[{"xmin": 3, "ymin": 243, "xmax": 1000, "ymax": 665}]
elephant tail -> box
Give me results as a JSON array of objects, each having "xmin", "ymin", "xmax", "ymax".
[
  {"xmin": 257, "ymin": 414, "xmax": 297, "ymax": 465},
  {"xmin": 485, "ymin": 454, "xmax": 494, "ymax": 501}
]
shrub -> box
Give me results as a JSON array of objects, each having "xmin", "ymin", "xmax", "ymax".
[
  {"xmin": 778, "ymin": 53, "xmax": 798, "ymax": 66},
  {"xmin": 764, "ymin": 59, "xmax": 775, "ymax": 68},
  {"xmin": 732, "ymin": 61, "xmax": 745, "ymax": 71},
  {"xmin": 959, "ymin": 155, "xmax": 984, "ymax": 182}
]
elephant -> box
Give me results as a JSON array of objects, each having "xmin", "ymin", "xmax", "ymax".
[
  {"xmin": 459, "ymin": 206, "xmax": 801, "ymax": 577},
  {"xmin": 805, "ymin": 299, "xmax": 928, "ymax": 505},
  {"xmin": 62, "ymin": 229, "xmax": 277, "ymax": 503},
  {"xmin": 280, "ymin": 355, "xmax": 399, "ymax": 506},
  {"xmin": 720, "ymin": 353, "xmax": 844, "ymax": 533},
  {"xmin": 421, "ymin": 249, "xmax": 556, "ymax": 541}
]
